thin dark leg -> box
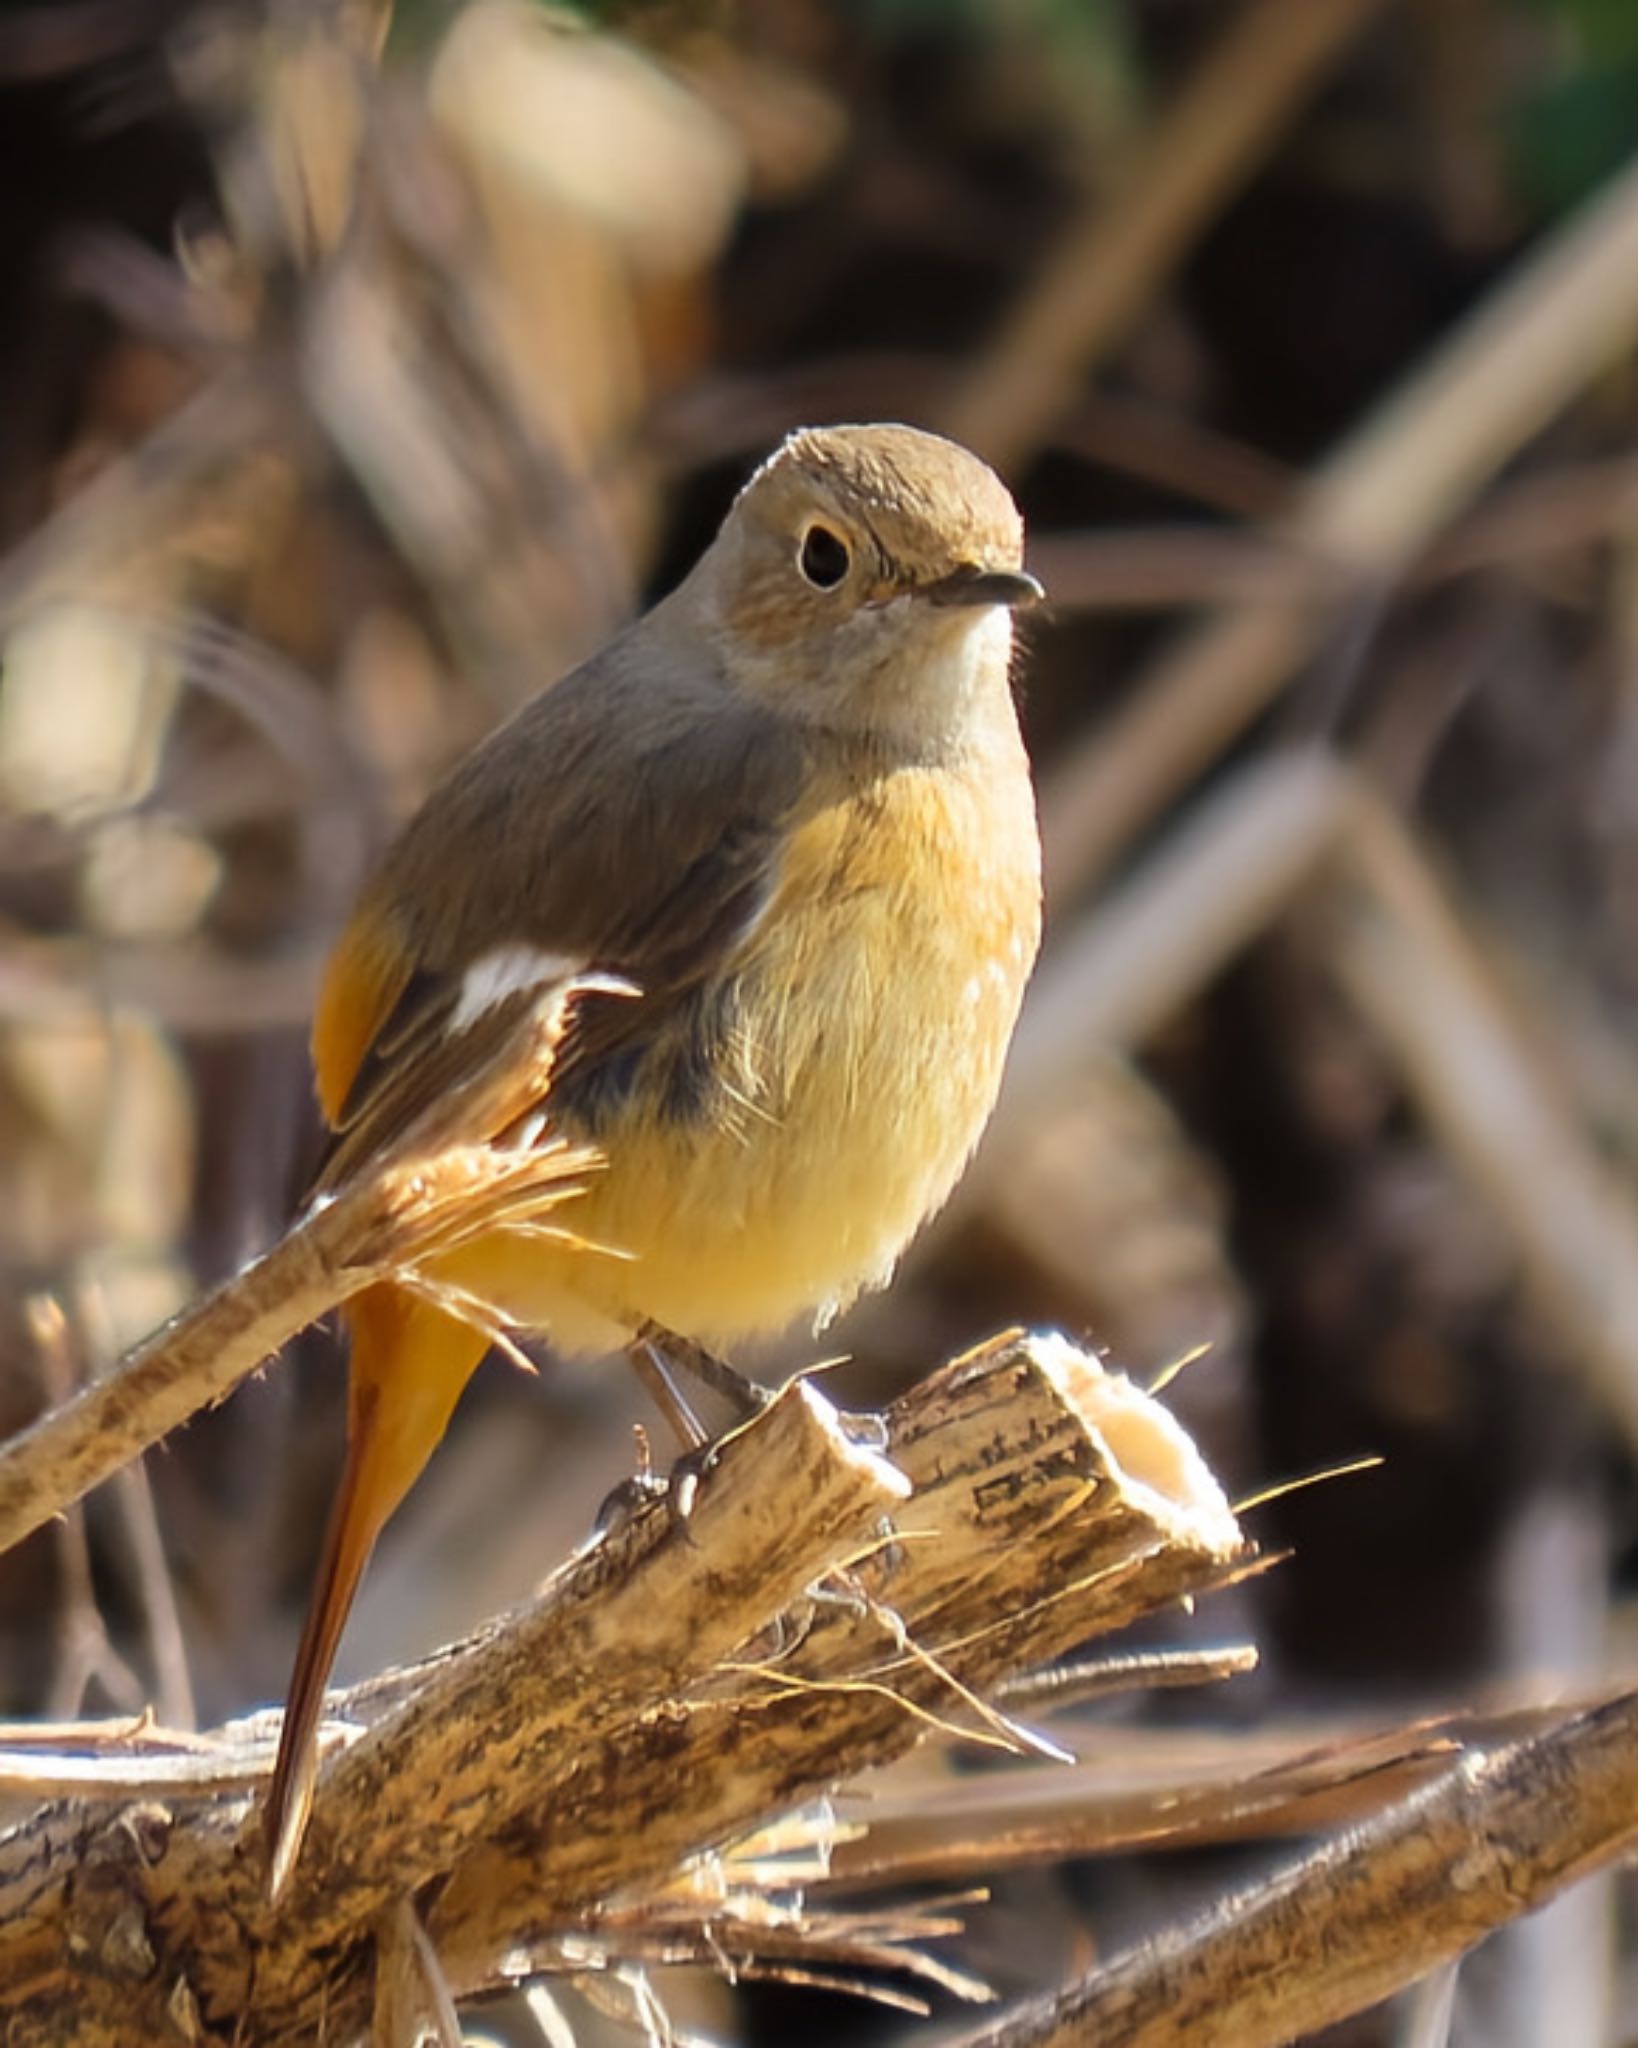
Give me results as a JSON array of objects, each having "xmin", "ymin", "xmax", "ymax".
[
  {"xmin": 635, "ymin": 1319, "xmax": 771, "ymax": 1421},
  {"xmin": 625, "ymin": 1337, "xmax": 711, "ymax": 1452}
]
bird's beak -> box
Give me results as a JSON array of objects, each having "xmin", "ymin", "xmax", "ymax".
[{"xmin": 921, "ymin": 565, "xmax": 1045, "ymax": 611}]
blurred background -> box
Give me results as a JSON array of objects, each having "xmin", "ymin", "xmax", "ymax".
[{"xmin": 4, "ymin": 0, "xmax": 1638, "ymax": 2040}]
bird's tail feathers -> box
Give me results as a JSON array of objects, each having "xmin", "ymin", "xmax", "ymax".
[{"xmin": 264, "ymin": 1283, "xmax": 488, "ymax": 1901}]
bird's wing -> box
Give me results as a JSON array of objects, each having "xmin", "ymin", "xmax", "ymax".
[{"xmin": 308, "ymin": 649, "xmax": 808, "ymax": 1191}]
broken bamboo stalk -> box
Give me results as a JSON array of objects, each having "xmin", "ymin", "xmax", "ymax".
[{"xmin": 0, "ymin": 1332, "xmax": 1248, "ymax": 2046}]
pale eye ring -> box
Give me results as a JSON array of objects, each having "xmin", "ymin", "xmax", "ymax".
[{"xmin": 798, "ymin": 523, "xmax": 851, "ymax": 590}]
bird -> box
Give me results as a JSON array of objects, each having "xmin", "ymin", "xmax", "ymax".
[{"xmin": 265, "ymin": 420, "xmax": 1044, "ymax": 1897}]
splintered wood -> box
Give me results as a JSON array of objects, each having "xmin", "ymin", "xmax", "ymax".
[{"xmin": 0, "ymin": 1332, "xmax": 1249, "ymax": 2046}]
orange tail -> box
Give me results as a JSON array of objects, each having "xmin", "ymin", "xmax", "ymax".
[{"xmin": 264, "ymin": 1283, "xmax": 489, "ymax": 1900}]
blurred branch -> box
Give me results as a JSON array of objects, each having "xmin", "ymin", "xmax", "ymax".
[
  {"xmin": 26, "ymin": 1301, "xmax": 148, "ymax": 1722},
  {"xmin": 1042, "ymin": 145, "xmax": 1638, "ymax": 907},
  {"xmin": 1031, "ymin": 451, "xmax": 1638, "ymax": 611},
  {"xmin": 0, "ymin": 1334, "xmax": 1250, "ymax": 2045},
  {"xmin": 817, "ymin": 1682, "xmax": 1638, "ymax": 1893},
  {"xmin": 964, "ymin": 750, "xmax": 1638, "ymax": 1441},
  {"xmin": 0, "ymin": 368, "xmax": 283, "ymax": 635},
  {"xmin": 1324, "ymin": 786, "xmax": 1638, "ymax": 1446},
  {"xmin": 948, "ymin": 1688, "xmax": 1638, "ymax": 2048},
  {"xmin": 941, "ymin": 0, "xmax": 1387, "ymax": 471},
  {"xmin": 1000, "ymin": 751, "xmax": 1351, "ymax": 1135},
  {"xmin": 0, "ymin": 938, "xmax": 326, "ymax": 1034},
  {"xmin": 0, "ymin": 0, "xmax": 182, "ymax": 83},
  {"xmin": 371, "ymin": 1898, "xmax": 463, "ymax": 2048},
  {"xmin": 1027, "ymin": 528, "xmax": 1336, "ymax": 612},
  {"xmin": 0, "ymin": 979, "xmax": 602, "ymax": 1558}
]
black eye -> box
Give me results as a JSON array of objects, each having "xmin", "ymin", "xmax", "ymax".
[{"xmin": 798, "ymin": 524, "xmax": 851, "ymax": 589}]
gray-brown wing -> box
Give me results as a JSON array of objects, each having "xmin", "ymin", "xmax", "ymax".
[{"xmin": 313, "ymin": 640, "xmax": 807, "ymax": 1190}]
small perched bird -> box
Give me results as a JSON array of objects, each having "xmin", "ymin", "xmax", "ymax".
[{"xmin": 266, "ymin": 422, "xmax": 1044, "ymax": 1895}]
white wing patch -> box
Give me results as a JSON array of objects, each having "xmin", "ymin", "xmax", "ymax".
[{"xmin": 450, "ymin": 944, "xmax": 587, "ymax": 1033}]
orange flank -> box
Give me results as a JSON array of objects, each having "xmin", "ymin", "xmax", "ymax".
[{"xmin": 309, "ymin": 903, "xmax": 410, "ymax": 1126}]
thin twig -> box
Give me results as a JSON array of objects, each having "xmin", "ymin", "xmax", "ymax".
[
  {"xmin": 70, "ymin": 1285, "xmax": 197, "ymax": 1732},
  {"xmin": 26, "ymin": 1300, "xmax": 146, "ymax": 1721}
]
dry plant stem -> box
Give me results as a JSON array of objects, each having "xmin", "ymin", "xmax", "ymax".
[
  {"xmin": 28, "ymin": 1303, "xmax": 145, "ymax": 1720},
  {"xmin": 1042, "ymin": 145, "xmax": 1638, "ymax": 907},
  {"xmin": 371, "ymin": 1899, "xmax": 463, "ymax": 2048},
  {"xmin": 109, "ymin": 1462, "xmax": 197, "ymax": 1733},
  {"xmin": 66, "ymin": 1280, "xmax": 200, "ymax": 1731},
  {"xmin": 301, "ymin": 105, "xmax": 635, "ymax": 680},
  {"xmin": 940, "ymin": 0, "xmax": 1386, "ymax": 469},
  {"xmin": 818, "ymin": 1708, "xmax": 1478, "ymax": 1894},
  {"xmin": 0, "ymin": 1224, "xmax": 371, "ymax": 1560},
  {"xmin": 1025, "ymin": 528, "xmax": 1338, "ymax": 612},
  {"xmin": 978, "ymin": 749, "xmax": 1638, "ymax": 1439},
  {"xmin": 1006, "ymin": 750, "xmax": 1348, "ymax": 1128},
  {"xmin": 1485, "ymin": 1482, "xmax": 1614, "ymax": 2048},
  {"xmin": 1323, "ymin": 786, "xmax": 1638, "ymax": 1446},
  {"xmin": 0, "ymin": 1335, "xmax": 1246, "ymax": 2045},
  {"xmin": 947, "ymin": 1691, "xmax": 1638, "ymax": 2048},
  {"xmin": 808, "ymin": 1712, "xmax": 1444, "ymax": 1896},
  {"xmin": 1029, "ymin": 455, "xmax": 1638, "ymax": 612},
  {"xmin": 0, "ymin": 937, "xmax": 327, "ymax": 1033},
  {"xmin": 0, "ymin": 986, "xmax": 596, "ymax": 1557},
  {"xmin": 994, "ymin": 1643, "xmax": 1258, "ymax": 1708},
  {"xmin": 1396, "ymin": 1963, "xmax": 1460, "ymax": 2048}
]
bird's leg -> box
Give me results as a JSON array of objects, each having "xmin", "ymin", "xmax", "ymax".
[
  {"xmin": 634, "ymin": 1319, "xmax": 771, "ymax": 1424},
  {"xmin": 617, "ymin": 1336, "xmax": 736, "ymax": 1528},
  {"xmin": 625, "ymin": 1336, "xmax": 711, "ymax": 1453},
  {"xmin": 620, "ymin": 1324, "xmax": 771, "ymax": 1523}
]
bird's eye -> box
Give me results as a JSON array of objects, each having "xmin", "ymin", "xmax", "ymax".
[{"xmin": 798, "ymin": 524, "xmax": 851, "ymax": 590}]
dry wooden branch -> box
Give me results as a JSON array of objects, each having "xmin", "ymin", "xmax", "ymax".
[
  {"xmin": 0, "ymin": 978, "xmax": 601, "ymax": 1557},
  {"xmin": 819, "ymin": 1712, "xmax": 1457, "ymax": 1893},
  {"xmin": 948, "ymin": 1688, "xmax": 1638, "ymax": 2048},
  {"xmin": 0, "ymin": 1332, "xmax": 1250, "ymax": 2045}
]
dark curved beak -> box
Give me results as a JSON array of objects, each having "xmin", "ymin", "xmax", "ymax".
[{"xmin": 922, "ymin": 565, "xmax": 1045, "ymax": 611}]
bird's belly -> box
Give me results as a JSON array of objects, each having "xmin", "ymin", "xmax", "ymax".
[{"xmin": 442, "ymin": 761, "xmax": 1040, "ymax": 1353}]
